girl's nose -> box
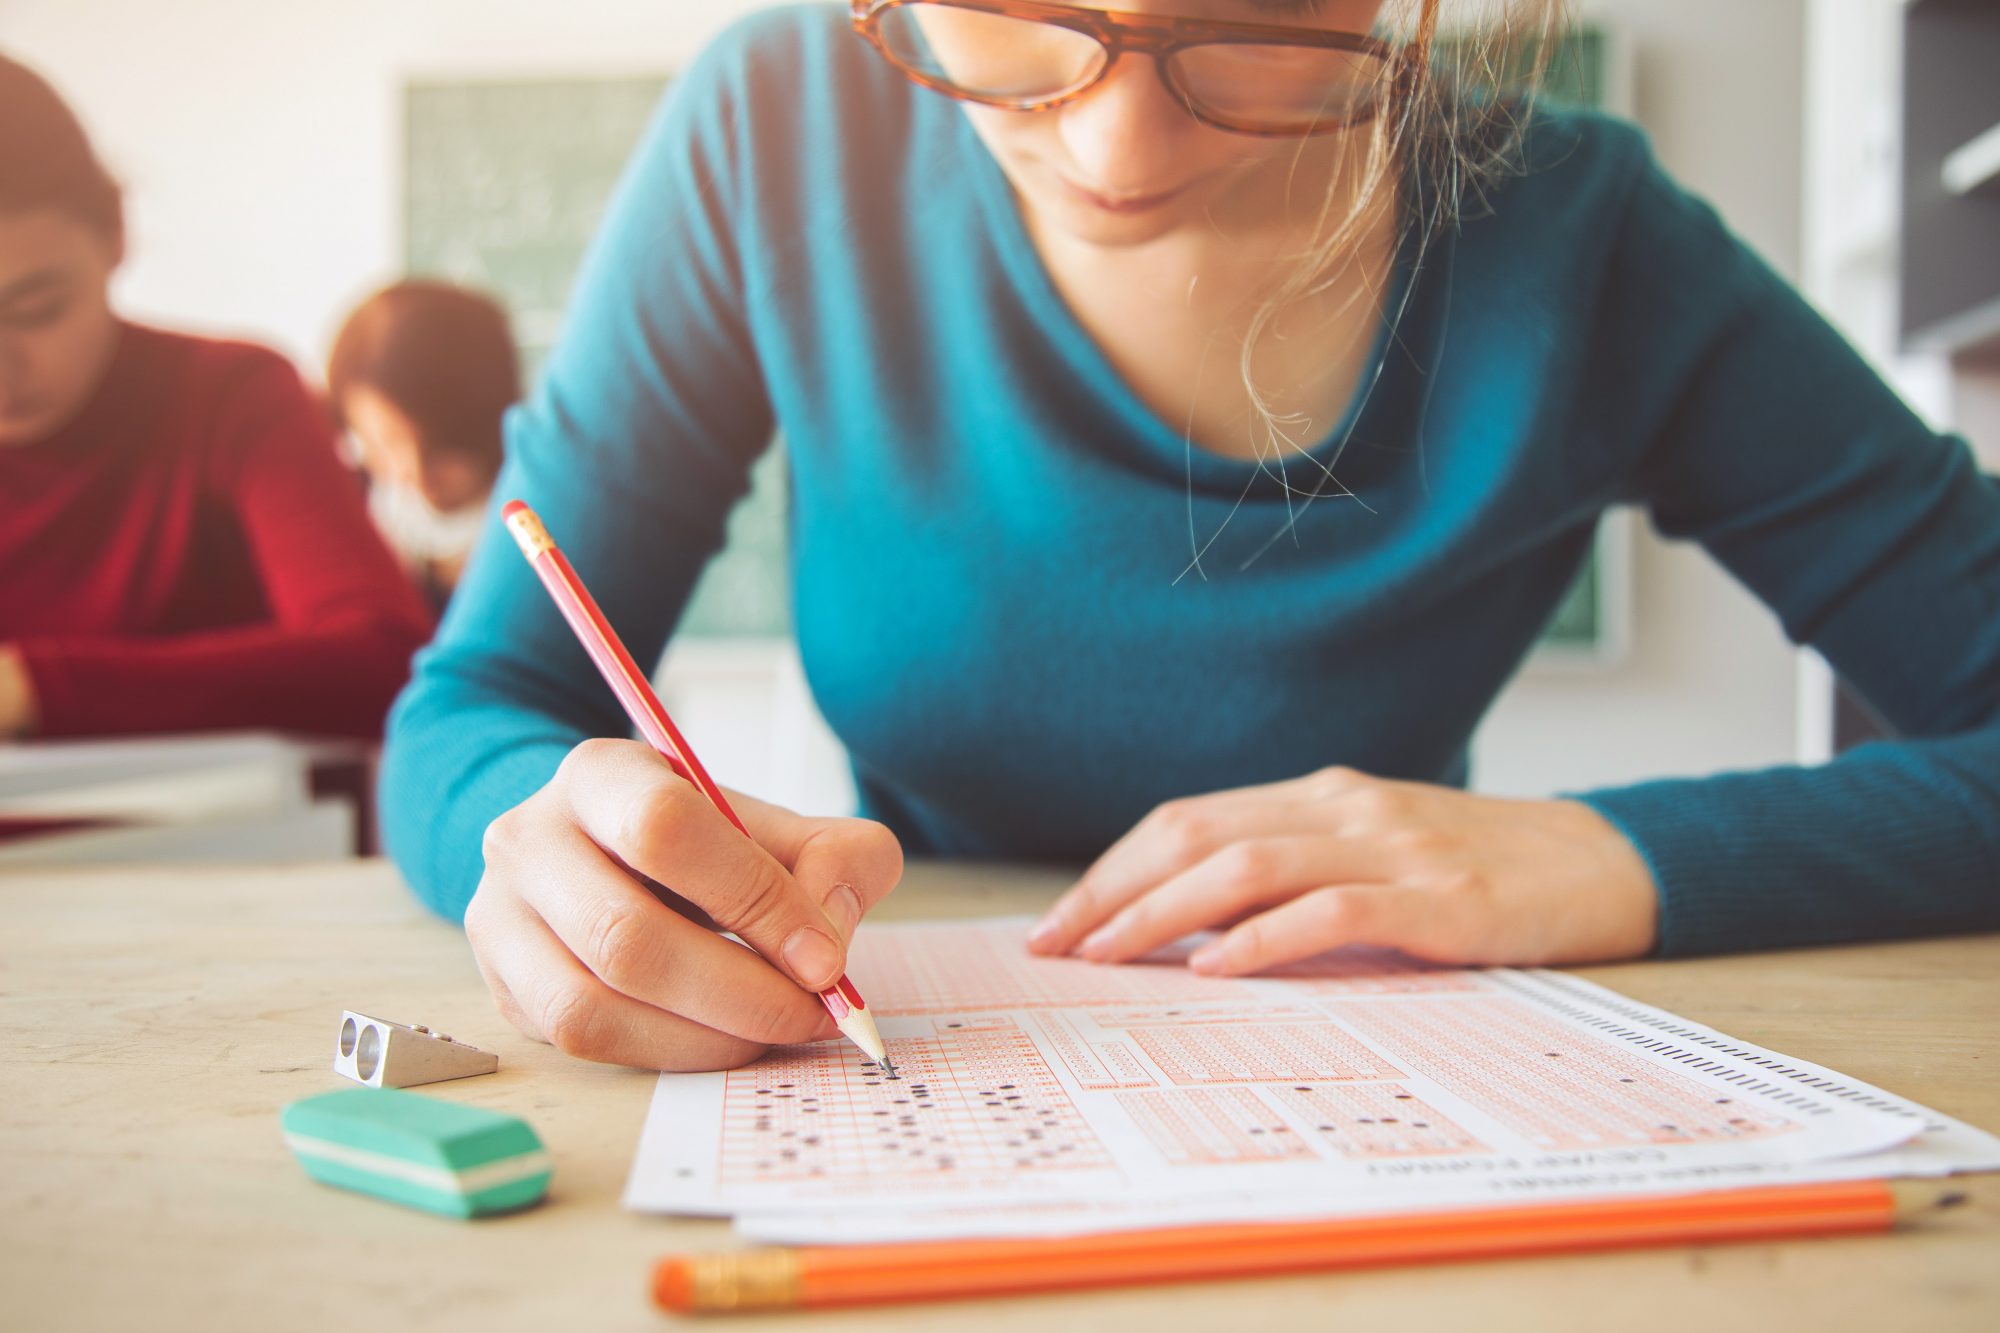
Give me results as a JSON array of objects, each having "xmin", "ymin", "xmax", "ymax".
[{"xmin": 1055, "ymin": 51, "xmax": 1195, "ymax": 194}]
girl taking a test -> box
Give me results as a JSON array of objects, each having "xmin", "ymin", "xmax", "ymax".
[
  {"xmin": 0, "ymin": 55, "xmax": 433, "ymax": 741},
  {"xmin": 382, "ymin": 1, "xmax": 2000, "ymax": 1071}
]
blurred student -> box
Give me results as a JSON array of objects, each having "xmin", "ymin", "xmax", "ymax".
[
  {"xmin": 328, "ymin": 281, "xmax": 517, "ymax": 608},
  {"xmin": 0, "ymin": 53, "xmax": 432, "ymax": 741}
]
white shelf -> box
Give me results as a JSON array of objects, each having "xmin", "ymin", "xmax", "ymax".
[{"xmin": 1941, "ymin": 120, "xmax": 2000, "ymax": 196}]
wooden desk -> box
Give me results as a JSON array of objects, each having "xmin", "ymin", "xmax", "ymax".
[{"xmin": 2, "ymin": 861, "xmax": 1995, "ymax": 1331}]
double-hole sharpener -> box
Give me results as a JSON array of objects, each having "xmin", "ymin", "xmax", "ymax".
[{"xmin": 333, "ymin": 1011, "xmax": 499, "ymax": 1088}]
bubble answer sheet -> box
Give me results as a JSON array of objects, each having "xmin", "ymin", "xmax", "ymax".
[{"xmin": 625, "ymin": 918, "xmax": 2000, "ymax": 1242}]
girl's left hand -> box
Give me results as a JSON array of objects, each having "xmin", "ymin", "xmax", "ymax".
[{"xmin": 1028, "ymin": 767, "xmax": 1661, "ymax": 974}]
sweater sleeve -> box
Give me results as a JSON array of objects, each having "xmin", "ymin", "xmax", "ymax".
[
  {"xmin": 379, "ymin": 23, "xmax": 779, "ymax": 920},
  {"xmin": 1575, "ymin": 151, "xmax": 2000, "ymax": 956},
  {"xmin": 18, "ymin": 352, "xmax": 434, "ymax": 740}
]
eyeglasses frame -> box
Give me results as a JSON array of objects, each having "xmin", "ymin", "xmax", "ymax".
[{"xmin": 848, "ymin": 0, "xmax": 1408, "ymax": 138}]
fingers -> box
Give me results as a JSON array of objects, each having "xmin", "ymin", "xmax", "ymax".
[
  {"xmin": 1074, "ymin": 834, "xmax": 1402, "ymax": 964},
  {"xmin": 1187, "ymin": 884, "xmax": 1455, "ymax": 976},
  {"xmin": 556, "ymin": 740, "xmax": 849, "ymax": 992},
  {"xmin": 467, "ymin": 737, "xmax": 893, "ymax": 1074},
  {"xmin": 503, "ymin": 817, "xmax": 835, "ymax": 1047},
  {"xmin": 468, "ymin": 888, "xmax": 780, "ymax": 1071},
  {"xmin": 728, "ymin": 788, "xmax": 905, "ymax": 938},
  {"xmin": 1031, "ymin": 784, "xmax": 1366, "ymax": 955}
]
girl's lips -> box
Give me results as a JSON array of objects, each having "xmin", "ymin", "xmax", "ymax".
[{"xmin": 1059, "ymin": 176, "xmax": 1187, "ymax": 214}]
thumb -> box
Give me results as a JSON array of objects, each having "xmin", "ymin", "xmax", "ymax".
[{"xmin": 728, "ymin": 789, "xmax": 905, "ymax": 944}]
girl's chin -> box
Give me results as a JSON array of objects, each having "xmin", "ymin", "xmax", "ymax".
[
  {"xmin": 0, "ymin": 409, "xmax": 61, "ymax": 447},
  {"xmin": 1041, "ymin": 207, "xmax": 1188, "ymax": 248}
]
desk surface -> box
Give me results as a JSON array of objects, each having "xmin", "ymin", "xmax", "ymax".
[{"xmin": 2, "ymin": 860, "xmax": 1995, "ymax": 1332}]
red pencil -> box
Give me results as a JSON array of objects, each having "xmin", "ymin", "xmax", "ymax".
[{"xmin": 501, "ymin": 499, "xmax": 888, "ymax": 1068}]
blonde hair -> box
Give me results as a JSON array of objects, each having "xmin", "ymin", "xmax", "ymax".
[{"xmin": 1237, "ymin": 0, "xmax": 1570, "ymax": 508}]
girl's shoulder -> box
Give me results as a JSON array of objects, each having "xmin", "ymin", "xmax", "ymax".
[
  {"xmin": 675, "ymin": 3, "xmax": 917, "ymax": 129},
  {"xmin": 79, "ymin": 323, "xmax": 306, "ymax": 438},
  {"xmin": 127, "ymin": 323, "xmax": 306, "ymax": 394},
  {"xmin": 119, "ymin": 324, "xmax": 315, "ymax": 432},
  {"xmin": 112, "ymin": 324, "xmax": 332, "ymax": 485},
  {"xmin": 632, "ymin": 5, "xmax": 944, "ymax": 251},
  {"xmin": 1459, "ymin": 103, "xmax": 1767, "ymax": 302},
  {"xmin": 698, "ymin": 3, "xmax": 871, "ymax": 64},
  {"xmin": 1465, "ymin": 103, "xmax": 1658, "ymax": 230}
]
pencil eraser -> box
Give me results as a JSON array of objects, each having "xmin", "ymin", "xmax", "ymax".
[
  {"xmin": 653, "ymin": 1259, "xmax": 696, "ymax": 1314},
  {"xmin": 282, "ymin": 1087, "xmax": 551, "ymax": 1219}
]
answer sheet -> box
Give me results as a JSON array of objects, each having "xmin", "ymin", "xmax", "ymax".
[{"xmin": 626, "ymin": 918, "xmax": 2000, "ymax": 1240}]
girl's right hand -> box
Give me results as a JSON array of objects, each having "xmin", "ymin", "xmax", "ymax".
[{"xmin": 465, "ymin": 738, "xmax": 903, "ymax": 1071}]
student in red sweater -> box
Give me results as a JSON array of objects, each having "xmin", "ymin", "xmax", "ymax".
[{"xmin": 0, "ymin": 53, "xmax": 433, "ymax": 740}]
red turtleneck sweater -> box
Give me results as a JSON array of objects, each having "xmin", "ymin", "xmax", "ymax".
[{"xmin": 0, "ymin": 323, "xmax": 433, "ymax": 739}]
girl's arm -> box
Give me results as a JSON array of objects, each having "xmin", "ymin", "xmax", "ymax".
[
  {"xmin": 1572, "ymin": 162, "xmax": 2000, "ymax": 956},
  {"xmin": 380, "ymin": 17, "xmax": 904, "ymax": 1076},
  {"xmin": 379, "ymin": 21, "xmax": 782, "ymax": 922},
  {"xmin": 1039, "ymin": 131, "xmax": 1999, "ymax": 969}
]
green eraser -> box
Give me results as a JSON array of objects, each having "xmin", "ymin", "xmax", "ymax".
[{"xmin": 282, "ymin": 1087, "xmax": 551, "ymax": 1219}]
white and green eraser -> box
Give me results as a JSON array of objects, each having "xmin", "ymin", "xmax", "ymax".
[{"xmin": 282, "ymin": 1087, "xmax": 552, "ymax": 1219}]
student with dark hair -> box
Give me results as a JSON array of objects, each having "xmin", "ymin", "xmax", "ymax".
[
  {"xmin": 328, "ymin": 281, "xmax": 518, "ymax": 606},
  {"xmin": 0, "ymin": 52, "xmax": 433, "ymax": 740}
]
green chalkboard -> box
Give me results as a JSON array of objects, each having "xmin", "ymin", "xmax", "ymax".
[
  {"xmin": 1435, "ymin": 23, "xmax": 1623, "ymax": 655},
  {"xmin": 1539, "ymin": 26, "xmax": 1623, "ymax": 658},
  {"xmin": 406, "ymin": 76, "xmax": 666, "ymax": 381},
  {"xmin": 404, "ymin": 73, "xmax": 787, "ymax": 638},
  {"xmin": 402, "ymin": 23, "xmax": 1623, "ymax": 653}
]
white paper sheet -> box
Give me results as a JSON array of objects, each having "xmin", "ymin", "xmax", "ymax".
[{"xmin": 626, "ymin": 918, "xmax": 1999, "ymax": 1241}]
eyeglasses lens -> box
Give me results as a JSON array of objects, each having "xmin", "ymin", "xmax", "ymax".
[
  {"xmin": 1170, "ymin": 44, "xmax": 1386, "ymax": 134},
  {"xmin": 872, "ymin": 3, "xmax": 1387, "ymax": 135},
  {"xmin": 876, "ymin": 4, "xmax": 1108, "ymax": 103}
]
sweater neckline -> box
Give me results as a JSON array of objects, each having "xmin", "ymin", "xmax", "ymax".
[
  {"xmin": 1, "ymin": 321, "xmax": 151, "ymax": 468},
  {"xmin": 961, "ymin": 119, "xmax": 1421, "ymax": 497}
]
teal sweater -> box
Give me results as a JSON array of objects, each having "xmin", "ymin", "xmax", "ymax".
[{"xmin": 382, "ymin": 6, "xmax": 2000, "ymax": 956}]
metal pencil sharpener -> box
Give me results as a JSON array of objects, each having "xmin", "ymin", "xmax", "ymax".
[{"xmin": 333, "ymin": 1011, "xmax": 499, "ymax": 1088}]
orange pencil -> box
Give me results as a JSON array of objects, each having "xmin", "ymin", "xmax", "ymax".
[
  {"xmin": 501, "ymin": 499, "xmax": 888, "ymax": 1069},
  {"xmin": 652, "ymin": 1180, "xmax": 1965, "ymax": 1312}
]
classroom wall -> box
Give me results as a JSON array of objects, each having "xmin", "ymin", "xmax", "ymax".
[
  {"xmin": 0, "ymin": 0, "xmax": 776, "ymax": 361},
  {"xmin": 4, "ymin": 0, "xmax": 1815, "ymax": 810}
]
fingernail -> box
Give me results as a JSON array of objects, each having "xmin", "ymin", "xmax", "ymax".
[
  {"xmin": 1188, "ymin": 944, "xmax": 1226, "ymax": 975},
  {"xmin": 1080, "ymin": 926, "xmax": 1117, "ymax": 960},
  {"xmin": 783, "ymin": 926, "xmax": 842, "ymax": 990},
  {"xmin": 824, "ymin": 883, "xmax": 863, "ymax": 937},
  {"xmin": 1027, "ymin": 916, "xmax": 1062, "ymax": 951}
]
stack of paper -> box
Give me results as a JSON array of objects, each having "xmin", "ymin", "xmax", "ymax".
[
  {"xmin": 627, "ymin": 917, "xmax": 2000, "ymax": 1242},
  {"xmin": 0, "ymin": 732, "xmax": 356, "ymax": 865}
]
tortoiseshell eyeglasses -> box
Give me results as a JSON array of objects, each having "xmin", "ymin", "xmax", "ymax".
[{"xmin": 849, "ymin": 0, "xmax": 1401, "ymax": 138}]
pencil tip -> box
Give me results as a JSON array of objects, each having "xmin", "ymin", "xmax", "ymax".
[
  {"xmin": 835, "ymin": 1007, "xmax": 888, "ymax": 1067},
  {"xmin": 1890, "ymin": 1180, "xmax": 1975, "ymax": 1219}
]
